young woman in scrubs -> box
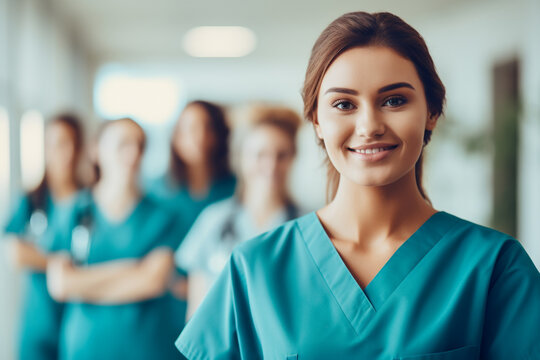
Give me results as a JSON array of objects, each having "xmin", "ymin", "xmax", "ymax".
[
  {"xmin": 46, "ymin": 118, "xmax": 182, "ymax": 360},
  {"xmin": 147, "ymin": 100, "xmax": 236, "ymax": 238},
  {"xmin": 147, "ymin": 100, "xmax": 236, "ymax": 341},
  {"xmin": 176, "ymin": 105, "xmax": 302, "ymax": 318},
  {"xmin": 176, "ymin": 12, "xmax": 540, "ymax": 360},
  {"xmin": 3, "ymin": 114, "xmax": 84, "ymax": 360}
]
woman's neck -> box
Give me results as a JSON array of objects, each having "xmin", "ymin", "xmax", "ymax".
[
  {"xmin": 243, "ymin": 183, "xmax": 288, "ymax": 229},
  {"xmin": 186, "ymin": 163, "xmax": 211, "ymax": 197},
  {"xmin": 46, "ymin": 173, "xmax": 78, "ymax": 201},
  {"xmin": 93, "ymin": 175, "xmax": 140, "ymax": 222},
  {"xmin": 318, "ymin": 170, "xmax": 435, "ymax": 247}
]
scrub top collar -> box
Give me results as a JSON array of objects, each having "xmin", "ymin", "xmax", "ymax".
[
  {"xmin": 297, "ymin": 211, "xmax": 460, "ymax": 336},
  {"xmin": 92, "ymin": 195, "xmax": 146, "ymax": 228}
]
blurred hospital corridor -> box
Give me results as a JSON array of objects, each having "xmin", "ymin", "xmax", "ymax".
[{"xmin": 1, "ymin": 0, "xmax": 539, "ymax": 359}]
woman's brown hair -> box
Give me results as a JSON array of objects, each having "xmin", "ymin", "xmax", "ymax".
[
  {"xmin": 302, "ymin": 11, "xmax": 446, "ymax": 202},
  {"xmin": 28, "ymin": 113, "xmax": 84, "ymax": 210},
  {"xmin": 169, "ymin": 100, "xmax": 232, "ymax": 185}
]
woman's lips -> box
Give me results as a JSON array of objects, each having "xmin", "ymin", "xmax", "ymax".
[{"xmin": 346, "ymin": 144, "xmax": 398, "ymax": 161}]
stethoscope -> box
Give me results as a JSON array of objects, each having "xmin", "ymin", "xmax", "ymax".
[
  {"xmin": 206, "ymin": 199, "xmax": 299, "ymax": 274},
  {"xmin": 28, "ymin": 209, "xmax": 48, "ymax": 242},
  {"xmin": 70, "ymin": 204, "xmax": 94, "ymax": 266}
]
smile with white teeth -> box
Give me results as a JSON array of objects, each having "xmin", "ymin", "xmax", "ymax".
[{"xmin": 349, "ymin": 146, "xmax": 395, "ymax": 154}]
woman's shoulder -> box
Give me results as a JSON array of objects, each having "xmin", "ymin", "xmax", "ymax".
[
  {"xmin": 437, "ymin": 212, "xmax": 538, "ymax": 276},
  {"xmin": 214, "ymin": 173, "xmax": 237, "ymax": 187},
  {"xmin": 230, "ymin": 213, "xmax": 311, "ymax": 266},
  {"xmin": 440, "ymin": 211, "xmax": 518, "ymax": 249},
  {"xmin": 138, "ymin": 193, "xmax": 177, "ymax": 220},
  {"xmin": 184, "ymin": 197, "xmax": 239, "ymax": 235},
  {"xmin": 200, "ymin": 196, "xmax": 238, "ymax": 215},
  {"xmin": 9, "ymin": 192, "xmax": 32, "ymax": 211},
  {"xmin": 144, "ymin": 173, "xmax": 182, "ymax": 199}
]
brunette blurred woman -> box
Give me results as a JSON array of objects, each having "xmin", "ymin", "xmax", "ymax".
[
  {"xmin": 3, "ymin": 113, "xmax": 84, "ymax": 360},
  {"xmin": 176, "ymin": 105, "xmax": 302, "ymax": 317}
]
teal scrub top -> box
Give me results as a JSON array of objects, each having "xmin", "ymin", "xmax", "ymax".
[
  {"xmin": 146, "ymin": 173, "xmax": 236, "ymax": 239},
  {"xmin": 57, "ymin": 194, "xmax": 183, "ymax": 360},
  {"xmin": 176, "ymin": 211, "xmax": 540, "ymax": 360},
  {"xmin": 146, "ymin": 173, "xmax": 236, "ymax": 349},
  {"xmin": 4, "ymin": 192, "xmax": 78, "ymax": 360}
]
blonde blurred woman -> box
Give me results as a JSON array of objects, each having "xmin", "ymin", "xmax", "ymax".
[{"xmin": 175, "ymin": 105, "xmax": 302, "ymax": 318}]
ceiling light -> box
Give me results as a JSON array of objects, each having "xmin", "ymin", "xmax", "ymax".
[{"xmin": 183, "ymin": 26, "xmax": 256, "ymax": 58}]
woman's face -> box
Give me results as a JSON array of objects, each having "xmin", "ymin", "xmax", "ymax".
[
  {"xmin": 240, "ymin": 125, "xmax": 295, "ymax": 192},
  {"xmin": 45, "ymin": 122, "xmax": 77, "ymax": 176},
  {"xmin": 97, "ymin": 120, "xmax": 144, "ymax": 180},
  {"xmin": 173, "ymin": 104, "xmax": 216, "ymax": 166},
  {"xmin": 314, "ymin": 46, "xmax": 437, "ymax": 188}
]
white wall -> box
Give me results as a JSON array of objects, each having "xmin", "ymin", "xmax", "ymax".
[
  {"xmin": 0, "ymin": 1, "xmax": 96, "ymax": 358},
  {"xmin": 414, "ymin": 0, "xmax": 539, "ymax": 267},
  {"xmin": 519, "ymin": 0, "xmax": 540, "ymax": 269}
]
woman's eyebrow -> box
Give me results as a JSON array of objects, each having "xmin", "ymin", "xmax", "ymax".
[
  {"xmin": 324, "ymin": 87, "xmax": 358, "ymax": 95},
  {"xmin": 378, "ymin": 82, "xmax": 415, "ymax": 93},
  {"xmin": 323, "ymin": 82, "xmax": 415, "ymax": 96}
]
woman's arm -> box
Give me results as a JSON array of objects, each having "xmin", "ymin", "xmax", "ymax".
[
  {"xmin": 47, "ymin": 248, "xmax": 174, "ymax": 304},
  {"xmin": 4, "ymin": 236, "xmax": 49, "ymax": 272}
]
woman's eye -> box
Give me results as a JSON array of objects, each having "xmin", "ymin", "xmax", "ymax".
[
  {"xmin": 332, "ymin": 100, "xmax": 356, "ymax": 111},
  {"xmin": 383, "ymin": 96, "xmax": 407, "ymax": 107}
]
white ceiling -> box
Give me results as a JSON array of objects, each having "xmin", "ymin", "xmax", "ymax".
[{"xmin": 48, "ymin": 0, "xmax": 478, "ymax": 63}]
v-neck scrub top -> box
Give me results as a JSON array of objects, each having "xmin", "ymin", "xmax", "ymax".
[{"xmin": 176, "ymin": 211, "xmax": 540, "ymax": 360}]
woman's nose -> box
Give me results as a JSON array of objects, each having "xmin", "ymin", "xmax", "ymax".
[{"xmin": 354, "ymin": 104, "xmax": 385, "ymax": 138}]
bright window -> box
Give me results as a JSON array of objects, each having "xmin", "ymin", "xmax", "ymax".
[
  {"xmin": 93, "ymin": 66, "xmax": 184, "ymax": 178},
  {"xmin": 0, "ymin": 106, "xmax": 9, "ymax": 199},
  {"xmin": 20, "ymin": 110, "xmax": 44, "ymax": 190},
  {"xmin": 94, "ymin": 65, "xmax": 182, "ymax": 125}
]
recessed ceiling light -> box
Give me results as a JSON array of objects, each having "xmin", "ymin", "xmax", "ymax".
[{"xmin": 183, "ymin": 26, "xmax": 256, "ymax": 58}]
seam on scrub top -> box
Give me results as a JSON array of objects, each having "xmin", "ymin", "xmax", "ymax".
[
  {"xmin": 294, "ymin": 221, "xmax": 361, "ymax": 336},
  {"xmin": 388, "ymin": 218, "xmax": 464, "ymax": 300},
  {"xmin": 355, "ymin": 215, "xmax": 464, "ymax": 314},
  {"xmin": 230, "ymin": 251, "xmax": 265, "ymax": 358},
  {"xmin": 176, "ymin": 341, "xmax": 209, "ymax": 360}
]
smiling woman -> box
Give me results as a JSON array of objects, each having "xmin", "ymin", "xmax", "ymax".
[
  {"xmin": 314, "ymin": 46, "xmax": 436, "ymax": 202},
  {"xmin": 175, "ymin": 11, "xmax": 540, "ymax": 360}
]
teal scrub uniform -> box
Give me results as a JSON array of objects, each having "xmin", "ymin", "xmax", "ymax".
[
  {"xmin": 176, "ymin": 211, "xmax": 540, "ymax": 360},
  {"xmin": 57, "ymin": 195, "xmax": 182, "ymax": 360},
  {"xmin": 4, "ymin": 192, "xmax": 77, "ymax": 360},
  {"xmin": 147, "ymin": 173, "xmax": 236, "ymax": 339},
  {"xmin": 146, "ymin": 174, "xmax": 236, "ymax": 238}
]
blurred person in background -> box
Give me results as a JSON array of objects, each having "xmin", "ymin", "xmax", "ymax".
[
  {"xmin": 146, "ymin": 100, "xmax": 236, "ymax": 340},
  {"xmin": 147, "ymin": 100, "xmax": 236, "ymax": 238},
  {"xmin": 46, "ymin": 118, "xmax": 183, "ymax": 360},
  {"xmin": 175, "ymin": 11, "xmax": 540, "ymax": 359},
  {"xmin": 175, "ymin": 105, "xmax": 302, "ymax": 318},
  {"xmin": 3, "ymin": 113, "xmax": 84, "ymax": 360}
]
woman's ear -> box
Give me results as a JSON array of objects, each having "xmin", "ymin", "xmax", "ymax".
[
  {"xmin": 425, "ymin": 114, "xmax": 439, "ymax": 131},
  {"xmin": 312, "ymin": 114, "xmax": 324, "ymax": 140}
]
